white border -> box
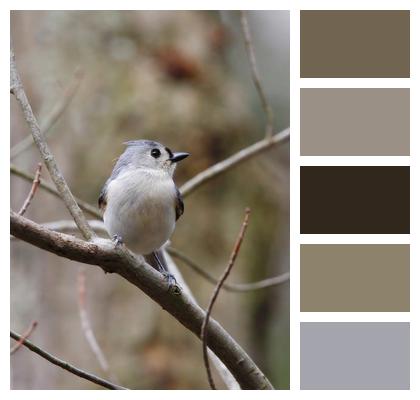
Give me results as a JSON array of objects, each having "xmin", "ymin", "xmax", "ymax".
[{"xmin": 2, "ymin": 0, "xmax": 419, "ymax": 398}]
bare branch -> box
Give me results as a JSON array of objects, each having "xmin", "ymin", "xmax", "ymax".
[
  {"xmin": 240, "ymin": 11, "xmax": 274, "ymax": 138},
  {"xmin": 10, "ymin": 47, "xmax": 95, "ymax": 241},
  {"xmin": 168, "ymin": 247, "xmax": 289, "ymax": 291},
  {"xmin": 10, "ymin": 321, "xmax": 38, "ymax": 355},
  {"xmin": 163, "ymin": 250, "xmax": 240, "ymax": 389},
  {"xmin": 10, "ymin": 330, "xmax": 127, "ymax": 390},
  {"xmin": 10, "ymin": 211, "xmax": 273, "ymax": 389},
  {"xmin": 18, "ymin": 163, "xmax": 42, "ymax": 216},
  {"xmin": 11, "ymin": 68, "xmax": 83, "ymax": 159},
  {"xmin": 201, "ymin": 208, "xmax": 251, "ymax": 390},
  {"xmin": 77, "ymin": 268, "xmax": 119, "ymax": 383},
  {"xmin": 180, "ymin": 127, "xmax": 289, "ymax": 197},
  {"xmin": 11, "ymin": 164, "xmax": 101, "ymax": 219}
]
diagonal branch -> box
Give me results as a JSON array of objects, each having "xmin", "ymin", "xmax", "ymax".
[
  {"xmin": 11, "ymin": 68, "xmax": 83, "ymax": 159},
  {"xmin": 180, "ymin": 127, "xmax": 289, "ymax": 197},
  {"xmin": 11, "ymin": 164, "xmax": 101, "ymax": 219},
  {"xmin": 10, "ymin": 321, "xmax": 38, "ymax": 355},
  {"xmin": 10, "ymin": 46, "xmax": 94, "ymax": 241},
  {"xmin": 240, "ymin": 11, "xmax": 274, "ymax": 138},
  {"xmin": 10, "ymin": 330, "xmax": 127, "ymax": 390},
  {"xmin": 18, "ymin": 163, "xmax": 42, "ymax": 216},
  {"xmin": 167, "ymin": 247, "xmax": 289, "ymax": 291},
  {"xmin": 10, "ymin": 211, "xmax": 273, "ymax": 390},
  {"xmin": 77, "ymin": 268, "xmax": 118, "ymax": 383},
  {"xmin": 201, "ymin": 208, "xmax": 251, "ymax": 389}
]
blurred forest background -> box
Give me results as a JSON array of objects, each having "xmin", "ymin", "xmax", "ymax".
[{"xmin": 10, "ymin": 10, "xmax": 290, "ymax": 389}]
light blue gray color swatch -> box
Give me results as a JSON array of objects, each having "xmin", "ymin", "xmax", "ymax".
[{"xmin": 300, "ymin": 322, "xmax": 410, "ymax": 389}]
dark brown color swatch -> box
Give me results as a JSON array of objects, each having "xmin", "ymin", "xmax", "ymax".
[
  {"xmin": 301, "ymin": 244, "xmax": 410, "ymax": 312},
  {"xmin": 300, "ymin": 11, "xmax": 410, "ymax": 78},
  {"xmin": 300, "ymin": 89, "xmax": 410, "ymax": 156},
  {"xmin": 300, "ymin": 166, "xmax": 410, "ymax": 234}
]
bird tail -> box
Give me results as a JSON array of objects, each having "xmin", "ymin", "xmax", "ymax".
[{"xmin": 144, "ymin": 249, "xmax": 168, "ymax": 273}]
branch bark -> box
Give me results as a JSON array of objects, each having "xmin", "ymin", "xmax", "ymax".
[
  {"xmin": 168, "ymin": 247, "xmax": 290, "ymax": 291},
  {"xmin": 240, "ymin": 11, "xmax": 274, "ymax": 138},
  {"xmin": 18, "ymin": 163, "xmax": 42, "ymax": 216},
  {"xmin": 201, "ymin": 208, "xmax": 251, "ymax": 389},
  {"xmin": 11, "ymin": 164, "xmax": 101, "ymax": 219},
  {"xmin": 180, "ymin": 127, "xmax": 290, "ymax": 197},
  {"xmin": 10, "ymin": 47, "xmax": 94, "ymax": 241},
  {"xmin": 11, "ymin": 68, "xmax": 83, "ymax": 159},
  {"xmin": 10, "ymin": 211, "xmax": 273, "ymax": 390},
  {"xmin": 10, "ymin": 330, "xmax": 126, "ymax": 390}
]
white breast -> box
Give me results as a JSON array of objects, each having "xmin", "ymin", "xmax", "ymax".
[{"xmin": 103, "ymin": 168, "xmax": 176, "ymax": 255}]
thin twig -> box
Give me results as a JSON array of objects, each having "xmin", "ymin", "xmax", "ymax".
[
  {"xmin": 167, "ymin": 247, "xmax": 289, "ymax": 292},
  {"xmin": 10, "ymin": 47, "xmax": 95, "ymax": 241},
  {"xmin": 240, "ymin": 11, "xmax": 274, "ymax": 138},
  {"xmin": 10, "ymin": 330, "xmax": 127, "ymax": 390},
  {"xmin": 77, "ymin": 268, "xmax": 119, "ymax": 383},
  {"xmin": 180, "ymin": 127, "xmax": 289, "ymax": 197},
  {"xmin": 18, "ymin": 163, "xmax": 42, "ymax": 216},
  {"xmin": 10, "ymin": 321, "xmax": 38, "ymax": 355},
  {"xmin": 11, "ymin": 211, "xmax": 273, "ymax": 390},
  {"xmin": 162, "ymin": 250, "xmax": 240, "ymax": 389},
  {"xmin": 201, "ymin": 208, "xmax": 251, "ymax": 390},
  {"xmin": 11, "ymin": 68, "xmax": 83, "ymax": 159},
  {"xmin": 11, "ymin": 164, "xmax": 101, "ymax": 219}
]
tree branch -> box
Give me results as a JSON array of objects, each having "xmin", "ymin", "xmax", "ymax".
[
  {"xmin": 10, "ymin": 330, "xmax": 127, "ymax": 390},
  {"xmin": 18, "ymin": 163, "xmax": 42, "ymax": 216},
  {"xmin": 201, "ymin": 208, "xmax": 251, "ymax": 389},
  {"xmin": 168, "ymin": 247, "xmax": 289, "ymax": 291},
  {"xmin": 179, "ymin": 127, "xmax": 289, "ymax": 197},
  {"xmin": 10, "ymin": 47, "xmax": 95, "ymax": 241},
  {"xmin": 11, "ymin": 68, "xmax": 83, "ymax": 159},
  {"xmin": 10, "ymin": 321, "xmax": 38, "ymax": 355},
  {"xmin": 77, "ymin": 268, "xmax": 118, "ymax": 383},
  {"xmin": 11, "ymin": 164, "xmax": 102, "ymax": 219},
  {"xmin": 240, "ymin": 11, "xmax": 274, "ymax": 138},
  {"xmin": 10, "ymin": 211, "xmax": 273, "ymax": 390}
]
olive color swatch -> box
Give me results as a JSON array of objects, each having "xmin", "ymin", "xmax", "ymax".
[
  {"xmin": 301, "ymin": 322, "xmax": 410, "ymax": 389},
  {"xmin": 300, "ymin": 166, "xmax": 410, "ymax": 234},
  {"xmin": 300, "ymin": 88, "xmax": 410, "ymax": 156},
  {"xmin": 300, "ymin": 10, "xmax": 410, "ymax": 78},
  {"xmin": 300, "ymin": 244, "xmax": 410, "ymax": 312}
]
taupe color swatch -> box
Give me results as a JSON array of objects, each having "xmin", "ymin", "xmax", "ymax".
[
  {"xmin": 301, "ymin": 322, "xmax": 410, "ymax": 389},
  {"xmin": 301, "ymin": 11, "xmax": 410, "ymax": 78},
  {"xmin": 300, "ymin": 89, "xmax": 410, "ymax": 156},
  {"xmin": 301, "ymin": 244, "xmax": 410, "ymax": 312}
]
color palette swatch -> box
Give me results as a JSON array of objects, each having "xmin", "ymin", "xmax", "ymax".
[
  {"xmin": 300, "ymin": 166, "xmax": 410, "ymax": 234},
  {"xmin": 301, "ymin": 245, "xmax": 410, "ymax": 312},
  {"xmin": 299, "ymin": 9, "xmax": 410, "ymax": 390},
  {"xmin": 300, "ymin": 88, "xmax": 410, "ymax": 156},
  {"xmin": 300, "ymin": 323, "xmax": 410, "ymax": 389},
  {"xmin": 300, "ymin": 10, "xmax": 410, "ymax": 78}
]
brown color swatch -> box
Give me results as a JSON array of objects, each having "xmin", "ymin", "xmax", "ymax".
[
  {"xmin": 300, "ymin": 166, "xmax": 410, "ymax": 234},
  {"xmin": 300, "ymin": 10, "xmax": 410, "ymax": 78},
  {"xmin": 300, "ymin": 88, "xmax": 410, "ymax": 156},
  {"xmin": 301, "ymin": 244, "xmax": 410, "ymax": 312}
]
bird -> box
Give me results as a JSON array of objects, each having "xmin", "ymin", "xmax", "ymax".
[{"xmin": 98, "ymin": 140, "xmax": 189, "ymax": 290}]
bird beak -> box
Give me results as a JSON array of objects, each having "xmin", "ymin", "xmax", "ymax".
[{"xmin": 169, "ymin": 152, "xmax": 190, "ymax": 163}]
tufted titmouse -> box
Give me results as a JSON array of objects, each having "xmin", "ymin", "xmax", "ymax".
[{"xmin": 98, "ymin": 140, "xmax": 189, "ymax": 288}]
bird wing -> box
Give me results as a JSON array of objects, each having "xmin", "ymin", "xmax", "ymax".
[
  {"xmin": 98, "ymin": 183, "xmax": 108, "ymax": 212},
  {"xmin": 175, "ymin": 187, "xmax": 184, "ymax": 221}
]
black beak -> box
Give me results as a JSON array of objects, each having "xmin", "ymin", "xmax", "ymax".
[{"xmin": 169, "ymin": 152, "xmax": 190, "ymax": 163}]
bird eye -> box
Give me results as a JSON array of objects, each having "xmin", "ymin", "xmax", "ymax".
[{"xmin": 151, "ymin": 148, "xmax": 161, "ymax": 158}]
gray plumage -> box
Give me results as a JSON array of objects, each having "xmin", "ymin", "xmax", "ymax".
[{"xmin": 99, "ymin": 140, "xmax": 188, "ymax": 273}]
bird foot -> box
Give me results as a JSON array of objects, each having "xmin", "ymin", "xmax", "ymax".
[
  {"xmin": 162, "ymin": 271, "xmax": 182, "ymax": 295},
  {"xmin": 112, "ymin": 234, "xmax": 124, "ymax": 247}
]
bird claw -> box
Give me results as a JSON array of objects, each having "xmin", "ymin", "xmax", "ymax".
[
  {"xmin": 162, "ymin": 272, "xmax": 182, "ymax": 295},
  {"xmin": 112, "ymin": 234, "xmax": 124, "ymax": 247}
]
